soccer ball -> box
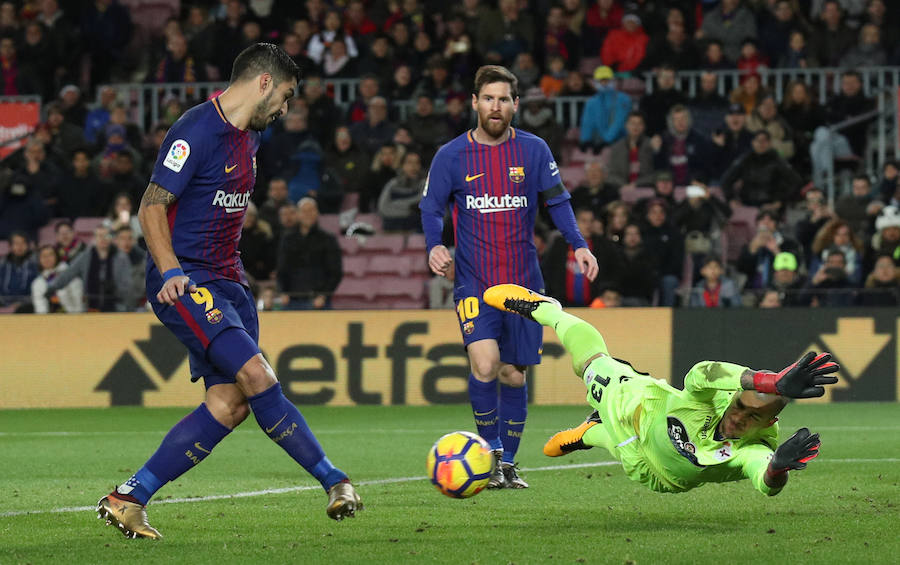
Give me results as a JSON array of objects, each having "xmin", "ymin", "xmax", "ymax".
[{"xmin": 426, "ymin": 431, "xmax": 494, "ymax": 498}]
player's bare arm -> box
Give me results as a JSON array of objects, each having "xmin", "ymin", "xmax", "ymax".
[
  {"xmin": 573, "ymin": 247, "xmax": 599, "ymax": 281},
  {"xmin": 138, "ymin": 182, "xmax": 196, "ymax": 305}
]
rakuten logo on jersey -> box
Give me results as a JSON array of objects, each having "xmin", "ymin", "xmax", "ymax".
[
  {"xmin": 465, "ymin": 194, "xmax": 528, "ymax": 214},
  {"xmin": 212, "ymin": 190, "xmax": 250, "ymax": 213}
]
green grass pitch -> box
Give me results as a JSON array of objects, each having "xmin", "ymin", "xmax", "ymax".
[{"xmin": 1, "ymin": 403, "xmax": 898, "ymax": 564}]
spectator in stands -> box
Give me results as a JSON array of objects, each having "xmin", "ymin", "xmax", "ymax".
[
  {"xmin": 652, "ymin": 105, "xmax": 710, "ymax": 187},
  {"xmin": 53, "ymin": 220, "xmax": 85, "ymax": 265},
  {"xmin": 38, "ymin": 0, "xmax": 81, "ymax": 89},
  {"xmin": 780, "ymin": 80, "xmax": 825, "ymax": 174},
  {"xmin": 606, "ymin": 111, "xmax": 656, "ymax": 189},
  {"xmin": 0, "ymin": 165, "xmax": 48, "ymax": 243},
  {"xmin": 863, "ymin": 0, "xmax": 897, "ymax": 57},
  {"xmin": 839, "ymin": 22, "xmax": 887, "ymax": 68},
  {"xmin": 409, "ymin": 31, "xmax": 438, "ymax": 80},
  {"xmin": 700, "ymin": 39, "xmax": 731, "ymax": 70},
  {"xmin": 0, "ymin": 231, "xmax": 37, "ymax": 311},
  {"xmin": 735, "ymin": 38, "xmax": 769, "ymax": 78},
  {"xmin": 347, "ymin": 75, "xmax": 381, "ymax": 124},
  {"xmin": 758, "ymin": 0, "xmax": 808, "ymax": 64},
  {"xmin": 582, "ymin": 0, "xmax": 623, "ymax": 56},
  {"xmin": 10, "ymin": 137, "xmax": 59, "ymax": 222},
  {"xmin": 378, "ymin": 150, "xmax": 425, "ymax": 232},
  {"xmin": 344, "ymin": 0, "xmax": 377, "ymax": 47},
  {"xmin": 44, "ymin": 101, "xmax": 83, "ymax": 160},
  {"xmin": 414, "ymin": 55, "xmax": 460, "ymax": 101},
  {"xmin": 152, "ymin": 32, "xmax": 205, "ymax": 83},
  {"xmin": 103, "ymin": 192, "xmax": 143, "ymax": 240},
  {"xmin": 358, "ymin": 33, "xmax": 394, "ymax": 89},
  {"xmin": 687, "ymin": 72, "xmax": 729, "ymax": 138},
  {"xmin": 19, "ymin": 20, "xmax": 59, "ymax": 101},
  {"xmin": 350, "ymin": 96, "xmax": 396, "ymax": 159},
  {"xmin": 570, "ymin": 162, "xmax": 620, "ymax": 217},
  {"xmin": 634, "ymin": 171, "xmax": 677, "ymax": 219},
  {"xmin": 808, "ymin": 246, "xmax": 855, "ymax": 307},
  {"xmin": 259, "ymin": 177, "xmax": 291, "ymax": 241},
  {"xmin": 560, "ymin": 69, "xmax": 595, "ymax": 99},
  {"xmin": 641, "ymin": 18, "xmax": 699, "ymax": 71},
  {"xmin": 280, "ymin": 30, "xmax": 315, "ymax": 81},
  {"xmin": 768, "ymin": 251, "xmax": 808, "ymax": 307},
  {"xmin": 442, "ymin": 18, "xmax": 478, "ymax": 85},
  {"xmin": 80, "ymin": 0, "xmax": 133, "ymax": 85},
  {"xmin": 578, "ymin": 66, "xmax": 632, "ymax": 154},
  {"xmin": 729, "ymin": 73, "xmax": 767, "ymax": 115},
  {"xmin": 264, "ymin": 109, "xmax": 323, "ymax": 203},
  {"xmin": 308, "ymin": 9, "xmax": 358, "ymax": 67},
  {"xmin": 709, "ymin": 103, "xmax": 754, "ymax": 182},
  {"xmin": 810, "ymin": 218, "xmax": 863, "ymax": 285},
  {"xmin": 672, "ymin": 182, "xmax": 732, "ymax": 247},
  {"xmin": 322, "ymin": 38, "xmax": 356, "ymax": 79},
  {"xmin": 876, "ymin": 160, "xmax": 899, "ymax": 206},
  {"xmin": 239, "ymin": 201, "xmax": 275, "ymax": 284},
  {"xmin": 778, "ymin": 29, "xmax": 817, "ymax": 69},
  {"xmin": 113, "ymin": 224, "xmax": 145, "ymax": 310},
  {"xmin": 109, "ymin": 152, "xmax": 146, "ymax": 209},
  {"xmin": 810, "ymin": 70, "xmax": 874, "ymax": 188},
  {"xmin": 541, "ymin": 6, "xmax": 581, "ymax": 71},
  {"xmin": 276, "ymin": 198, "xmax": 342, "ymax": 310},
  {"xmin": 444, "ymin": 92, "xmax": 472, "ymax": 136},
  {"xmin": 859, "ymin": 255, "xmax": 899, "ymax": 306},
  {"xmin": 605, "ymin": 200, "xmax": 631, "ymax": 244},
  {"xmin": 44, "ymin": 224, "xmax": 133, "ymax": 311},
  {"xmin": 736, "ymin": 209, "xmax": 804, "ymax": 290},
  {"xmin": 757, "ymin": 288, "xmax": 782, "ymax": 308},
  {"xmin": 543, "ymin": 207, "xmax": 621, "ymax": 307},
  {"xmin": 406, "ymin": 94, "xmax": 450, "ymax": 163},
  {"xmin": 697, "ymin": 0, "xmax": 757, "ymax": 62},
  {"xmin": 388, "ymin": 20, "xmax": 413, "ymax": 67},
  {"xmin": 477, "ymin": 0, "xmax": 534, "ymax": 66},
  {"xmin": 31, "ymin": 243, "xmax": 83, "ymax": 313},
  {"xmin": 57, "ymin": 149, "xmax": 110, "ymax": 219},
  {"xmin": 104, "ymin": 103, "xmax": 143, "ymax": 152},
  {"xmin": 362, "ymin": 143, "xmax": 400, "ymax": 213},
  {"xmin": 519, "ymin": 88, "xmax": 564, "ymax": 162},
  {"xmin": 746, "ymin": 95, "xmax": 794, "ymax": 160},
  {"xmin": 687, "ymin": 255, "xmax": 740, "ymax": 308},
  {"xmin": 387, "ymin": 64, "xmax": 416, "ymax": 103},
  {"xmin": 511, "ymin": 52, "xmax": 540, "ymax": 91},
  {"xmin": 323, "ymin": 126, "xmax": 368, "ymax": 208},
  {"xmin": 836, "ymin": 174, "xmax": 882, "ymax": 240},
  {"xmin": 183, "ymin": 5, "xmax": 216, "ymax": 72},
  {"xmin": 640, "ymin": 198, "xmax": 684, "ymax": 306},
  {"xmin": 721, "ymin": 130, "xmax": 801, "ymax": 212},
  {"xmin": 618, "ymin": 222, "xmax": 659, "ymax": 306},
  {"xmin": 794, "ymin": 186, "xmax": 834, "ymax": 263},
  {"xmin": 0, "ymin": 35, "xmax": 37, "ymax": 95},
  {"xmin": 303, "ymin": 74, "xmax": 339, "ymax": 149},
  {"xmin": 863, "ymin": 206, "xmax": 900, "ymax": 275},
  {"xmin": 810, "ymin": 0, "xmax": 857, "ymax": 67},
  {"xmin": 600, "ymin": 12, "xmax": 648, "ymax": 73},
  {"xmin": 640, "ymin": 66, "xmax": 687, "ymax": 137},
  {"xmin": 84, "ymin": 86, "xmax": 118, "ymax": 146},
  {"xmin": 94, "ymin": 124, "xmax": 138, "ymax": 181},
  {"xmin": 539, "ymin": 55, "xmax": 567, "ymax": 99}
]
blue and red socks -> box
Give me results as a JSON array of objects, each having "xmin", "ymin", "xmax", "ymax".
[
  {"xmin": 499, "ymin": 383, "xmax": 527, "ymax": 464},
  {"xmin": 468, "ymin": 374, "xmax": 502, "ymax": 451},
  {"xmin": 117, "ymin": 403, "xmax": 231, "ymax": 505},
  {"xmin": 247, "ymin": 382, "xmax": 347, "ymax": 491}
]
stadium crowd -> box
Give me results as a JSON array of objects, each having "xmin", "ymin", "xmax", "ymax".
[{"xmin": 1, "ymin": 0, "xmax": 900, "ymax": 313}]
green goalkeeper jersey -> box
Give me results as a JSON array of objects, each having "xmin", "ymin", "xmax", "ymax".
[{"xmin": 583, "ymin": 356, "xmax": 781, "ymax": 495}]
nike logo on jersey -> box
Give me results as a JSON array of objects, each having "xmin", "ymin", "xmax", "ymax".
[
  {"xmin": 265, "ymin": 413, "xmax": 288, "ymax": 434},
  {"xmin": 465, "ymin": 172, "xmax": 485, "ymax": 182},
  {"xmin": 225, "ymin": 163, "xmax": 237, "ymax": 173}
]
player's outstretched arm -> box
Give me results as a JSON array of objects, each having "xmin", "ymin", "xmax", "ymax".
[
  {"xmin": 750, "ymin": 352, "xmax": 839, "ymax": 398},
  {"xmin": 764, "ymin": 427, "xmax": 821, "ymax": 490},
  {"xmin": 138, "ymin": 182, "xmax": 195, "ymax": 305}
]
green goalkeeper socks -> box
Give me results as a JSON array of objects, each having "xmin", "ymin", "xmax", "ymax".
[{"xmin": 532, "ymin": 303, "xmax": 609, "ymax": 378}]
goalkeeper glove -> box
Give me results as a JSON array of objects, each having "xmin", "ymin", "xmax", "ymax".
[
  {"xmin": 769, "ymin": 427, "xmax": 820, "ymax": 473},
  {"xmin": 752, "ymin": 351, "xmax": 839, "ymax": 398}
]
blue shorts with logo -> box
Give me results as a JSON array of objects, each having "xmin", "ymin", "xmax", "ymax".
[
  {"xmin": 455, "ymin": 295, "xmax": 542, "ymax": 367},
  {"xmin": 149, "ymin": 277, "xmax": 259, "ymax": 388}
]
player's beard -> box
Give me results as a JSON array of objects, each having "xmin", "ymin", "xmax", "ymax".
[
  {"xmin": 479, "ymin": 111, "xmax": 511, "ymax": 140},
  {"xmin": 249, "ymin": 91, "xmax": 279, "ymax": 131}
]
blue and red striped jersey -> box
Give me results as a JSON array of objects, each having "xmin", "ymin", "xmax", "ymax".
[
  {"xmin": 420, "ymin": 128, "xmax": 571, "ymax": 300},
  {"xmin": 149, "ymin": 98, "xmax": 260, "ymax": 285}
]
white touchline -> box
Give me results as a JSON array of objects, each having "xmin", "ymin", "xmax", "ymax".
[{"xmin": 0, "ymin": 458, "xmax": 897, "ymax": 519}]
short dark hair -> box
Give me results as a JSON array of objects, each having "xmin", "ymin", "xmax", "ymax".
[
  {"xmin": 54, "ymin": 220, "xmax": 73, "ymax": 232},
  {"xmin": 473, "ymin": 65, "xmax": 518, "ymax": 99},
  {"xmin": 852, "ymin": 173, "xmax": 871, "ymax": 184},
  {"xmin": 230, "ymin": 42, "xmax": 300, "ymax": 85}
]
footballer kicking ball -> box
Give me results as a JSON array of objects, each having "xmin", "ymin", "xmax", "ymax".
[{"xmin": 426, "ymin": 431, "xmax": 494, "ymax": 498}]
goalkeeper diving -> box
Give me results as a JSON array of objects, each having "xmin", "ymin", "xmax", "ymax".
[{"xmin": 483, "ymin": 284, "xmax": 840, "ymax": 495}]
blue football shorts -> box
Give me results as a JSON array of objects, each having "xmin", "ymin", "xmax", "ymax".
[{"xmin": 455, "ymin": 294, "xmax": 543, "ymax": 367}]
